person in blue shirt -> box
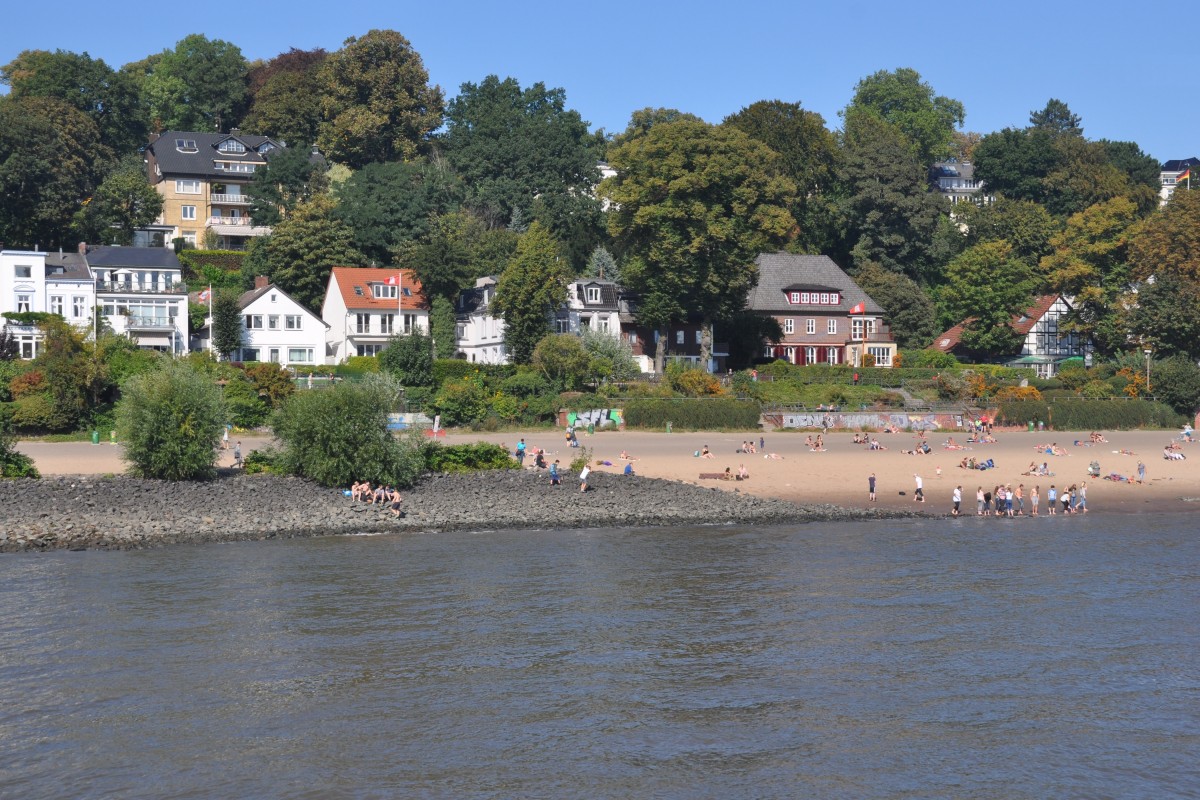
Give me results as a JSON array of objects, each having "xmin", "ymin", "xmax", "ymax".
[
  {"xmin": 624, "ymin": 462, "xmax": 634, "ymax": 477},
  {"xmin": 516, "ymin": 438, "xmax": 526, "ymax": 464},
  {"xmin": 549, "ymin": 460, "xmax": 561, "ymax": 486}
]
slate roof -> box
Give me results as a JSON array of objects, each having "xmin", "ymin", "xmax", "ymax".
[
  {"xmin": 147, "ymin": 131, "xmax": 283, "ymax": 180},
  {"xmin": 746, "ymin": 253, "xmax": 883, "ymax": 314},
  {"xmin": 1161, "ymin": 157, "xmax": 1200, "ymax": 172},
  {"xmin": 931, "ymin": 160, "xmax": 977, "ymax": 180},
  {"xmin": 572, "ymin": 279, "xmax": 620, "ymax": 309},
  {"xmin": 931, "ymin": 294, "xmax": 1061, "ymax": 353},
  {"xmin": 43, "ymin": 251, "xmax": 92, "ymax": 280},
  {"xmin": 330, "ymin": 267, "xmax": 425, "ymax": 311},
  {"xmin": 83, "ymin": 245, "xmax": 182, "ymax": 270}
]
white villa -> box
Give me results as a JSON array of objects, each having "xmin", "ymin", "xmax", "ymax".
[
  {"xmin": 322, "ymin": 267, "xmax": 429, "ymax": 362},
  {"xmin": 230, "ymin": 278, "xmax": 328, "ymax": 366}
]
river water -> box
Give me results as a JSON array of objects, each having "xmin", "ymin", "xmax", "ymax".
[{"xmin": 1, "ymin": 514, "xmax": 1197, "ymax": 799}]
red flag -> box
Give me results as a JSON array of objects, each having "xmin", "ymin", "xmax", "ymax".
[
  {"xmin": 386, "ymin": 273, "xmax": 402, "ymax": 286},
  {"xmin": 197, "ymin": 289, "xmax": 211, "ymax": 302},
  {"xmin": 849, "ymin": 301, "xmax": 865, "ymax": 314}
]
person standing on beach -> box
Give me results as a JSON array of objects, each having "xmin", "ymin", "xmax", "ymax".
[
  {"xmin": 1047, "ymin": 484, "xmax": 1057, "ymax": 514},
  {"xmin": 913, "ymin": 474, "xmax": 925, "ymax": 502},
  {"xmin": 1014, "ymin": 484, "xmax": 1024, "ymax": 516},
  {"xmin": 1077, "ymin": 482, "xmax": 1088, "ymax": 513},
  {"xmin": 516, "ymin": 439, "xmax": 526, "ymax": 465},
  {"xmin": 579, "ymin": 465, "xmax": 590, "ymax": 492},
  {"xmin": 976, "ymin": 486, "xmax": 984, "ymax": 516},
  {"xmin": 549, "ymin": 460, "xmax": 561, "ymax": 486},
  {"xmin": 952, "ymin": 485, "xmax": 961, "ymax": 516},
  {"xmin": 1137, "ymin": 461, "xmax": 1146, "ymax": 484},
  {"xmin": 222, "ymin": 425, "xmax": 230, "ymax": 450},
  {"xmin": 868, "ymin": 473, "xmax": 876, "ymax": 502},
  {"xmin": 233, "ymin": 441, "xmax": 242, "ymax": 469},
  {"xmin": 1063, "ymin": 485, "xmax": 1074, "ymax": 514},
  {"xmin": 1031, "ymin": 485, "xmax": 1040, "ymax": 516}
]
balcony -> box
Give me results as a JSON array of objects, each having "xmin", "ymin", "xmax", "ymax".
[
  {"xmin": 209, "ymin": 216, "xmax": 253, "ymax": 226},
  {"xmin": 96, "ymin": 280, "xmax": 187, "ymax": 295},
  {"xmin": 211, "ymin": 193, "xmax": 250, "ymax": 205},
  {"xmin": 125, "ymin": 315, "xmax": 177, "ymax": 332}
]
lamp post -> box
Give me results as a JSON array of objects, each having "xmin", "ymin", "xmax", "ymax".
[{"xmin": 1144, "ymin": 348, "xmax": 1152, "ymax": 394}]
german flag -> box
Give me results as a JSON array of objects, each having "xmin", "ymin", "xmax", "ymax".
[{"xmin": 1178, "ymin": 168, "xmax": 1191, "ymax": 183}]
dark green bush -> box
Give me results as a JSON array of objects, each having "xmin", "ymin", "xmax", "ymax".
[
  {"xmin": 996, "ymin": 398, "xmax": 1182, "ymax": 430},
  {"xmin": 0, "ymin": 406, "xmax": 39, "ymax": 479},
  {"xmin": 242, "ymin": 447, "xmax": 281, "ymax": 475},
  {"xmin": 623, "ymin": 398, "xmax": 761, "ymax": 430},
  {"xmin": 432, "ymin": 359, "xmax": 514, "ymax": 386},
  {"xmin": 423, "ymin": 442, "xmax": 515, "ymax": 473}
]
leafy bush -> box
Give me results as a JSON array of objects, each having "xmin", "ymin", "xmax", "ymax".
[
  {"xmin": 623, "ymin": 398, "xmax": 761, "ymax": 430},
  {"xmin": 0, "ymin": 406, "xmax": 39, "ymax": 478},
  {"xmin": 1080, "ymin": 380, "xmax": 1117, "ymax": 399},
  {"xmin": 430, "ymin": 373, "xmax": 490, "ymax": 426},
  {"xmin": 423, "ymin": 442, "xmax": 514, "ymax": 473},
  {"xmin": 242, "ymin": 446, "xmax": 281, "ymax": 475},
  {"xmin": 379, "ymin": 332, "xmax": 434, "ymax": 386},
  {"xmin": 432, "ymin": 359, "xmax": 514, "ymax": 386},
  {"xmin": 176, "ymin": 249, "xmax": 245, "ymax": 281},
  {"xmin": 9, "ymin": 369, "xmax": 47, "ymax": 398},
  {"xmin": 1150, "ymin": 356, "xmax": 1200, "ymax": 415},
  {"xmin": 666, "ymin": 364, "xmax": 725, "ymax": 397},
  {"xmin": 223, "ymin": 378, "xmax": 270, "ymax": 428},
  {"xmin": 8, "ymin": 393, "xmax": 55, "ymax": 430},
  {"xmin": 340, "ymin": 356, "xmax": 381, "ymax": 375},
  {"xmin": 995, "ymin": 398, "xmax": 1182, "ymax": 430},
  {"xmin": 243, "ymin": 363, "xmax": 295, "ymax": 406},
  {"xmin": 273, "ymin": 374, "xmax": 425, "ymax": 488},
  {"xmin": 898, "ymin": 349, "xmax": 960, "ymax": 369},
  {"xmin": 116, "ymin": 362, "xmax": 228, "ymax": 480},
  {"xmin": 995, "ymin": 386, "xmax": 1043, "ymax": 401}
]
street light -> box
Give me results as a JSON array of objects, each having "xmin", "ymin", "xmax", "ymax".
[{"xmin": 1144, "ymin": 348, "xmax": 1153, "ymax": 394}]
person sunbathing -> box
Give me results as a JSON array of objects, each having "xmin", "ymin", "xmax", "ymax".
[
  {"xmin": 701, "ymin": 445, "xmax": 715, "ymax": 458},
  {"xmin": 764, "ymin": 452, "xmax": 784, "ymax": 459},
  {"xmin": 738, "ymin": 464, "xmax": 749, "ymax": 479}
]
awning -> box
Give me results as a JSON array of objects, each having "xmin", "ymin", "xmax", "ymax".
[
  {"xmin": 130, "ymin": 333, "xmax": 173, "ymax": 346},
  {"xmin": 208, "ymin": 224, "xmax": 271, "ymax": 237}
]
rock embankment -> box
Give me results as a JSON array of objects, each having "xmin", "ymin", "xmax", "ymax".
[{"xmin": 0, "ymin": 469, "xmax": 923, "ymax": 552}]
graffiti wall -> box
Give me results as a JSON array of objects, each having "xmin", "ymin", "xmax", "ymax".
[
  {"xmin": 764, "ymin": 411, "xmax": 967, "ymax": 432},
  {"xmin": 561, "ymin": 409, "xmax": 624, "ymax": 428}
]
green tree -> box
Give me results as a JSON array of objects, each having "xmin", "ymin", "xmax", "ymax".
[
  {"xmin": 723, "ymin": 99, "xmax": 840, "ymax": 252},
  {"xmin": 1042, "ymin": 196, "xmax": 1141, "ymax": 354},
  {"xmin": 242, "ymin": 48, "xmax": 327, "ymax": 146},
  {"xmin": 492, "ymin": 222, "xmax": 571, "ymax": 364},
  {"xmin": 379, "ymin": 331, "xmax": 434, "ymax": 386},
  {"xmin": 316, "ymin": 29, "xmax": 444, "ymax": 168},
  {"xmin": 442, "ymin": 75, "xmax": 599, "ymax": 229},
  {"xmin": 143, "ymin": 34, "xmax": 248, "ymax": 131},
  {"xmin": 602, "ymin": 120, "xmax": 797, "ymax": 371},
  {"xmin": 939, "ymin": 241, "xmax": 1038, "ymax": 357},
  {"xmin": 838, "ymin": 110, "xmax": 948, "ymax": 282},
  {"xmin": 1129, "ymin": 182, "xmax": 1200, "ymax": 286},
  {"xmin": 1125, "ymin": 275, "xmax": 1200, "ymax": 362},
  {"xmin": 246, "ymin": 144, "xmax": 328, "ymax": 226},
  {"xmin": 585, "ymin": 245, "xmax": 619, "ymax": 282},
  {"xmin": 399, "ymin": 210, "xmax": 505, "ymax": 303},
  {"xmin": 1, "ymin": 49, "xmax": 145, "ymax": 155},
  {"xmin": 579, "ymin": 328, "xmax": 639, "ymax": 383},
  {"xmin": 0, "ymin": 96, "xmax": 108, "ymax": 248},
  {"xmin": 1148, "ymin": 356, "xmax": 1200, "ymax": 415},
  {"xmin": 72, "ymin": 157, "xmax": 164, "ymax": 245},
  {"xmin": 116, "ymin": 362, "xmax": 227, "ymax": 480},
  {"xmin": 1029, "ymin": 98, "xmax": 1082, "ymax": 137},
  {"xmin": 273, "ymin": 373, "xmax": 424, "ymax": 488},
  {"xmin": 0, "ymin": 405, "xmax": 39, "ymax": 478},
  {"xmin": 959, "ymin": 197, "xmax": 1062, "ymax": 266},
  {"xmin": 335, "ymin": 158, "xmax": 463, "ymax": 263},
  {"xmin": 429, "ymin": 295, "xmax": 458, "ymax": 359},
  {"xmin": 264, "ymin": 196, "xmax": 365, "ymax": 311},
  {"xmin": 531, "ymin": 333, "xmax": 591, "ymax": 391},
  {"xmin": 33, "ymin": 316, "xmax": 91, "ymax": 431},
  {"xmin": 612, "ymin": 107, "xmax": 704, "ymax": 146},
  {"xmin": 853, "ymin": 260, "xmax": 940, "ymax": 349},
  {"xmin": 972, "ymin": 127, "xmax": 1061, "ymax": 205},
  {"xmin": 843, "ymin": 68, "xmax": 965, "ymax": 165},
  {"xmin": 210, "ymin": 290, "xmax": 244, "ymax": 360}
]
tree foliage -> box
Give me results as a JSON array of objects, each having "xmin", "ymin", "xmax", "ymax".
[
  {"xmin": 242, "ymin": 48, "xmax": 327, "ymax": 147},
  {"xmin": 247, "ymin": 144, "xmax": 328, "ymax": 226},
  {"xmin": 939, "ymin": 241, "xmax": 1038, "ymax": 356},
  {"xmin": 531, "ymin": 333, "xmax": 591, "ymax": 391},
  {"xmin": 211, "ymin": 289, "xmax": 244, "ymax": 360},
  {"xmin": 429, "ymin": 295, "xmax": 458, "ymax": 359},
  {"xmin": 853, "ymin": 261, "xmax": 940, "ymax": 349},
  {"xmin": 116, "ymin": 362, "xmax": 228, "ymax": 480},
  {"xmin": 1129, "ymin": 184, "xmax": 1200, "ymax": 285},
  {"xmin": 316, "ymin": 29, "xmax": 444, "ymax": 168},
  {"xmin": 142, "ymin": 34, "xmax": 248, "ymax": 131},
  {"xmin": 493, "ymin": 222, "xmax": 571, "ymax": 364},
  {"xmin": 72, "ymin": 156, "xmax": 164, "ymax": 245},
  {"xmin": 843, "ymin": 68, "xmax": 965, "ymax": 165},
  {"xmin": 379, "ymin": 331, "xmax": 434, "ymax": 386},
  {"xmin": 263, "ymin": 196, "xmax": 365, "ymax": 311}
]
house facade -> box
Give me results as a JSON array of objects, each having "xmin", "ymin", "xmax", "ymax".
[
  {"xmin": 746, "ymin": 253, "xmax": 897, "ymax": 368},
  {"xmin": 231, "ymin": 278, "xmax": 328, "ymax": 366},
  {"xmin": 455, "ymin": 276, "xmax": 508, "ymax": 364},
  {"xmin": 85, "ymin": 245, "xmax": 189, "ymax": 354},
  {"xmin": 930, "ymin": 294, "xmax": 1089, "ymax": 378},
  {"xmin": 1159, "ymin": 157, "xmax": 1199, "ymax": 205},
  {"xmin": 322, "ymin": 267, "xmax": 429, "ymax": 362},
  {"xmin": 143, "ymin": 130, "xmax": 284, "ymax": 250},
  {"xmin": 930, "ymin": 160, "xmax": 989, "ymax": 205},
  {"xmin": 1, "ymin": 249, "xmax": 94, "ymax": 359}
]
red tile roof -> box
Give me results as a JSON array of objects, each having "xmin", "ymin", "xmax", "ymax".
[
  {"xmin": 330, "ymin": 267, "xmax": 425, "ymax": 311},
  {"xmin": 931, "ymin": 294, "xmax": 1060, "ymax": 353}
]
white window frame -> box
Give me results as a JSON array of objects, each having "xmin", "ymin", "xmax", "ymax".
[
  {"xmin": 800, "ymin": 292, "xmax": 809, "ymax": 303},
  {"xmin": 820, "ymin": 293, "xmax": 829, "ymax": 304},
  {"xmin": 586, "ymin": 287, "xmax": 601, "ymax": 303},
  {"xmin": 806, "ymin": 319, "xmax": 816, "ymax": 335},
  {"xmin": 181, "ymin": 205, "xmax": 197, "ymax": 220},
  {"xmin": 372, "ymin": 283, "xmax": 397, "ymax": 299},
  {"xmin": 675, "ymin": 330, "xmax": 685, "ymax": 345},
  {"xmin": 867, "ymin": 346, "xmax": 892, "ymax": 367},
  {"xmin": 175, "ymin": 180, "xmax": 201, "ymax": 195},
  {"xmin": 805, "ymin": 346, "xmax": 817, "ymax": 364},
  {"xmin": 285, "ymin": 315, "xmax": 302, "ymax": 330},
  {"xmin": 789, "ymin": 292, "xmax": 800, "ymax": 304},
  {"xmin": 831, "ymin": 293, "xmax": 839, "ymax": 305},
  {"xmin": 16, "ymin": 293, "xmax": 32, "ymax": 313},
  {"xmin": 783, "ymin": 318, "xmax": 794, "ymax": 335},
  {"xmin": 219, "ymin": 139, "xmax": 246, "ymax": 154},
  {"xmin": 827, "ymin": 347, "xmax": 839, "ymax": 365},
  {"xmin": 267, "ymin": 315, "xmax": 279, "ymax": 330},
  {"xmin": 828, "ymin": 319, "xmax": 837, "ymax": 335},
  {"xmin": 381, "ymin": 314, "xmax": 394, "ymax": 335},
  {"xmin": 50, "ymin": 295, "xmax": 64, "ymax": 315},
  {"xmin": 15, "ymin": 265, "xmax": 32, "ymax": 278},
  {"xmin": 72, "ymin": 296, "xmax": 86, "ymax": 318},
  {"xmin": 288, "ymin": 348, "xmax": 313, "ymax": 364},
  {"xmin": 356, "ymin": 313, "xmax": 370, "ymax": 334},
  {"xmin": 245, "ymin": 314, "xmax": 263, "ymax": 330}
]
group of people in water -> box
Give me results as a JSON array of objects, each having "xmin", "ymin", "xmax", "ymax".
[{"xmin": 972, "ymin": 482, "xmax": 1087, "ymax": 516}]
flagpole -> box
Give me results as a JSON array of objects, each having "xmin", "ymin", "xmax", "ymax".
[
  {"xmin": 207, "ymin": 284, "xmax": 213, "ymax": 353},
  {"xmin": 397, "ymin": 270, "xmax": 403, "ymax": 334}
]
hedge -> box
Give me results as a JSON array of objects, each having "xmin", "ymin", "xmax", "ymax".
[
  {"xmin": 176, "ymin": 250, "xmax": 245, "ymax": 280},
  {"xmin": 432, "ymin": 359, "xmax": 515, "ymax": 385},
  {"xmin": 622, "ymin": 398, "xmax": 761, "ymax": 430},
  {"xmin": 996, "ymin": 398, "xmax": 1183, "ymax": 430}
]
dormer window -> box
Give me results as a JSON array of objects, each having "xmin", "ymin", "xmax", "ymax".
[
  {"xmin": 789, "ymin": 292, "xmax": 800, "ymax": 304},
  {"xmin": 354, "ymin": 287, "xmax": 364, "ymax": 296},
  {"xmin": 219, "ymin": 139, "xmax": 246, "ymax": 154},
  {"xmin": 175, "ymin": 139, "xmax": 198, "ymax": 152},
  {"xmin": 371, "ymin": 283, "xmax": 398, "ymax": 299},
  {"xmin": 586, "ymin": 287, "xmax": 601, "ymax": 303},
  {"xmin": 258, "ymin": 142, "xmax": 275, "ymax": 153}
]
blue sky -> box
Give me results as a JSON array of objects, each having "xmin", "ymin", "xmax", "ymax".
[{"xmin": 3, "ymin": 0, "xmax": 1196, "ymax": 162}]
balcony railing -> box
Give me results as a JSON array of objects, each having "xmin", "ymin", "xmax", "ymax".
[
  {"xmin": 211, "ymin": 193, "xmax": 250, "ymax": 205},
  {"xmin": 96, "ymin": 280, "xmax": 187, "ymax": 295},
  {"xmin": 209, "ymin": 216, "xmax": 252, "ymax": 226},
  {"xmin": 125, "ymin": 315, "xmax": 177, "ymax": 331}
]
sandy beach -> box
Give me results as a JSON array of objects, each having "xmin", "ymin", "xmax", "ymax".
[{"xmin": 18, "ymin": 426, "xmax": 1197, "ymax": 515}]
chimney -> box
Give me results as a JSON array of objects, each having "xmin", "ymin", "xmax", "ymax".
[
  {"xmin": 255, "ymin": 275, "xmax": 269, "ymax": 290},
  {"xmin": 230, "ymin": 127, "xmax": 240, "ymax": 136},
  {"xmin": 78, "ymin": 241, "xmax": 87, "ymax": 255},
  {"xmin": 148, "ymin": 132, "xmax": 160, "ymax": 146}
]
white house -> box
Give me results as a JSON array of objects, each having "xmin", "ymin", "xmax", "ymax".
[
  {"xmin": 231, "ymin": 278, "xmax": 328, "ymax": 366},
  {"xmin": 556, "ymin": 278, "xmax": 623, "ymax": 337},
  {"xmin": 1159, "ymin": 157, "xmax": 1199, "ymax": 205},
  {"xmin": 1, "ymin": 248, "xmax": 95, "ymax": 358},
  {"xmin": 322, "ymin": 267, "xmax": 429, "ymax": 362},
  {"xmin": 85, "ymin": 244, "xmax": 189, "ymax": 354},
  {"xmin": 455, "ymin": 276, "xmax": 508, "ymax": 364}
]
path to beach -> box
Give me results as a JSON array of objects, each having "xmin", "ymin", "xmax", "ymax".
[{"xmin": 19, "ymin": 427, "xmax": 1197, "ymax": 514}]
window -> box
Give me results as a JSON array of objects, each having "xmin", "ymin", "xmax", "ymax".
[
  {"xmin": 358, "ymin": 344, "xmax": 384, "ymax": 357},
  {"xmin": 586, "ymin": 287, "xmax": 601, "ymax": 303},
  {"xmin": 269, "ymin": 293, "xmax": 276, "ymax": 303},
  {"xmin": 215, "ymin": 162, "xmax": 256, "ymax": 173},
  {"xmin": 785, "ymin": 347, "xmax": 795, "ymax": 363},
  {"xmin": 174, "ymin": 139, "xmax": 197, "ymax": 152},
  {"xmin": 628, "ymin": 331, "xmax": 638, "ymax": 345},
  {"xmin": 285, "ymin": 315, "xmax": 302, "ymax": 330},
  {"xmin": 831, "ymin": 293, "xmax": 839, "ymax": 305},
  {"xmin": 19, "ymin": 335, "xmax": 38, "ymax": 359},
  {"xmin": 790, "ymin": 292, "xmax": 800, "ymax": 304},
  {"xmin": 50, "ymin": 296, "xmax": 64, "ymax": 315},
  {"xmin": 852, "ymin": 318, "xmax": 866, "ymax": 341},
  {"xmin": 245, "ymin": 315, "xmax": 263, "ymax": 330},
  {"xmin": 827, "ymin": 319, "xmax": 837, "ymax": 334},
  {"xmin": 268, "ymin": 315, "xmax": 280, "ymax": 330},
  {"xmin": 15, "ymin": 265, "xmax": 32, "ymax": 278},
  {"xmin": 381, "ymin": 314, "xmax": 394, "ymax": 335},
  {"xmin": 827, "ymin": 347, "xmax": 839, "ymax": 365},
  {"xmin": 218, "ymin": 139, "xmax": 246, "ymax": 153},
  {"xmin": 181, "ymin": 205, "xmax": 196, "ymax": 220},
  {"xmin": 182, "ymin": 231, "xmax": 197, "ymax": 246},
  {"xmin": 402, "ymin": 314, "xmax": 417, "ymax": 334},
  {"xmin": 356, "ymin": 313, "xmax": 370, "ymax": 334},
  {"xmin": 372, "ymin": 283, "xmax": 397, "ymax": 299},
  {"xmin": 72, "ymin": 297, "xmax": 86, "ymax": 318},
  {"xmin": 820, "ymin": 293, "xmax": 829, "ymax": 304},
  {"xmin": 175, "ymin": 180, "xmax": 201, "ymax": 194},
  {"xmin": 288, "ymin": 348, "xmax": 313, "ymax": 363},
  {"xmin": 783, "ymin": 318, "xmax": 794, "ymax": 335},
  {"xmin": 800, "ymin": 292, "xmax": 809, "ymax": 304},
  {"xmin": 806, "ymin": 319, "xmax": 816, "ymax": 335},
  {"xmin": 676, "ymin": 330, "xmax": 685, "ymax": 345},
  {"xmin": 240, "ymin": 348, "xmax": 260, "ymax": 362},
  {"xmin": 16, "ymin": 294, "xmax": 32, "ymax": 313},
  {"xmin": 805, "ymin": 347, "xmax": 817, "ymax": 364},
  {"xmin": 867, "ymin": 346, "xmax": 892, "ymax": 367},
  {"xmin": 555, "ymin": 318, "xmax": 570, "ymax": 334},
  {"xmin": 456, "ymin": 324, "xmax": 467, "ymax": 340},
  {"xmin": 599, "ymin": 317, "xmax": 610, "ymax": 333}
]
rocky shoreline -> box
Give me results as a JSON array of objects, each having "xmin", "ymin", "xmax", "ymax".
[{"xmin": 0, "ymin": 469, "xmax": 927, "ymax": 553}]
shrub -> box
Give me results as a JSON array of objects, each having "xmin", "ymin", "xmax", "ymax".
[
  {"xmin": 115, "ymin": 362, "xmax": 228, "ymax": 480},
  {"xmin": 341, "ymin": 356, "xmax": 381, "ymax": 375},
  {"xmin": 1080, "ymin": 380, "xmax": 1117, "ymax": 399},
  {"xmin": 9, "ymin": 369, "xmax": 47, "ymax": 398},
  {"xmin": 223, "ymin": 378, "xmax": 270, "ymax": 428},
  {"xmin": 667, "ymin": 365, "xmax": 725, "ymax": 397},
  {"xmin": 273, "ymin": 374, "xmax": 425, "ymax": 488},
  {"xmin": 243, "ymin": 363, "xmax": 295, "ymax": 407},
  {"xmin": 995, "ymin": 386, "xmax": 1043, "ymax": 402},
  {"xmin": 0, "ymin": 406, "xmax": 39, "ymax": 479},
  {"xmin": 623, "ymin": 398, "xmax": 760, "ymax": 430},
  {"xmin": 899, "ymin": 349, "xmax": 960, "ymax": 369},
  {"xmin": 995, "ymin": 398, "xmax": 1182, "ymax": 430},
  {"xmin": 423, "ymin": 442, "xmax": 515, "ymax": 473},
  {"xmin": 8, "ymin": 393, "xmax": 56, "ymax": 430},
  {"xmin": 379, "ymin": 332, "xmax": 435, "ymax": 386},
  {"xmin": 242, "ymin": 446, "xmax": 281, "ymax": 475},
  {"xmin": 430, "ymin": 373, "xmax": 490, "ymax": 426},
  {"xmin": 432, "ymin": 359, "xmax": 514, "ymax": 386}
]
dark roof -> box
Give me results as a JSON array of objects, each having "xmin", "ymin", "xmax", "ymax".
[
  {"xmin": 43, "ymin": 251, "xmax": 92, "ymax": 280},
  {"xmin": 931, "ymin": 160, "xmax": 977, "ymax": 180},
  {"xmin": 746, "ymin": 253, "xmax": 883, "ymax": 314},
  {"xmin": 1162, "ymin": 157, "xmax": 1200, "ymax": 172},
  {"xmin": 84, "ymin": 245, "xmax": 181, "ymax": 270},
  {"xmin": 148, "ymin": 131, "xmax": 284, "ymax": 180},
  {"xmin": 574, "ymin": 279, "xmax": 620, "ymax": 309}
]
